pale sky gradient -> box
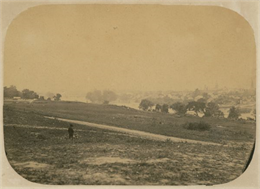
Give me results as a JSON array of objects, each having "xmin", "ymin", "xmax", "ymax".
[{"xmin": 4, "ymin": 5, "xmax": 256, "ymax": 94}]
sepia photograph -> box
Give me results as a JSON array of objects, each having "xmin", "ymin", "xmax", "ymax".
[{"xmin": 1, "ymin": 1, "xmax": 258, "ymax": 187}]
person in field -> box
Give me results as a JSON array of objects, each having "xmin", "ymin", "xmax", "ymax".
[{"xmin": 68, "ymin": 124, "xmax": 74, "ymax": 139}]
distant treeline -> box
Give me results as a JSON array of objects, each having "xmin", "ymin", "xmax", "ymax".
[
  {"xmin": 138, "ymin": 98, "xmax": 252, "ymax": 120},
  {"xmin": 4, "ymin": 85, "xmax": 62, "ymax": 101},
  {"xmin": 138, "ymin": 88, "xmax": 256, "ymax": 120}
]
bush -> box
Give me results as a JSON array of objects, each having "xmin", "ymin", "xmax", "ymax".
[{"xmin": 183, "ymin": 121, "xmax": 211, "ymax": 131}]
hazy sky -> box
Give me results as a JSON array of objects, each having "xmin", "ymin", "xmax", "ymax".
[{"xmin": 4, "ymin": 5, "xmax": 256, "ymax": 94}]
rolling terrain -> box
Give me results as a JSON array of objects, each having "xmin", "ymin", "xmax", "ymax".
[{"xmin": 3, "ymin": 101, "xmax": 256, "ymax": 185}]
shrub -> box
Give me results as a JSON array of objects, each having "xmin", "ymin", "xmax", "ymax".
[{"xmin": 183, "ymin": 121, "xmax": 211, "ymax": 131}]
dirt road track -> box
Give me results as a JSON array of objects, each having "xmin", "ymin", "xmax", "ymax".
[{"xmin": 45, "ymin": 116, "xmax": 221, "ymax": 146}]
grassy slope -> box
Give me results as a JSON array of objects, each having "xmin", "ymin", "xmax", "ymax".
[
  {"xmin": 4, "ymin": 101, "xmax": 256, "ymax": 143},
  {"xmin": 3, "ymin": 106, "xmax": 254, "ymax": 185}
]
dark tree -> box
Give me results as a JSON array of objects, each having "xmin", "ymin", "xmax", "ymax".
[
  {"xmin": 139, "ymin": 99, "xmax": 154, "ymax": 111},
  {"xmin": 228, "ymin": 106, "xmax": 240, "ymax": 119},
  {"xmin": 204, "ymin": 102, "xmax": 220, "ymax": 117},
  {"xmin": 161, "ymin": 104, "xmax": 169, "ymax": 113},
  {"xmin": 54, "ymin": 93, "xmax": 62, "ymax": 101},
  {"xmin": 186, "ymin": 101, "xmax": 206, "ymax": 116},
  {"xmin": 170, "ymin": 102, "xmax": 187, "ymax": 115},
  {"xmin": 155, "ymin": 104, "xmax": 162, "ymax": 112},
  {"xmin": 4, "ymin": 85, "xmax": 22, "ymax": 98},
  {"xmin": 22, "ymin": 89, "xmax": 39, "ymax": 99}
]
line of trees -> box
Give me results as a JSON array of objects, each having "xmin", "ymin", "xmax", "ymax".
[
  {"xmin": 4, "ymin": 85, "xmax": 62, "ymax": 101},
  {"xmin": 139, "ymin": 98, "xmax": 241, "ymax": 119},
  {"xmin": 4, "ymin": 85, "xmax": 39, "ymax": 99}
]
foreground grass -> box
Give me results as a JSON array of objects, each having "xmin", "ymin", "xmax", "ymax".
[
  {"xmin": 3, "ymin": 106, "xmax": 254, "ymax": 185},
  {"xmin": 4, "ymin": 101, "xmax": 256, "ymax": 143}
]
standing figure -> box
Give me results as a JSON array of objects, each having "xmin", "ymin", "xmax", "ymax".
[{"xmin": 68, "ymin": 124, "xmax": 74, "ymax": 139}]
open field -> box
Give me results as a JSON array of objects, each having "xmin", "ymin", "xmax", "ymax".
[
  {"xmin": 5, "ymin": 101, "xmax": 256, "ymax": 143},
  {"xmin": 3, "ymin": 101, "xmax": 256, "ymax": 185},
  {"xmin": 44, "ymin": 116, "xmax": 221, "ymax": 145}
]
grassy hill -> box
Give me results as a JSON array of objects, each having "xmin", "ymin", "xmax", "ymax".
[
  {"xmin": 4, "ymin": 100, "xmax": 256, "ymax": 144},
  {"xmin": 3, "ymin": 103, "xmax": 255, "ymax": 185}
]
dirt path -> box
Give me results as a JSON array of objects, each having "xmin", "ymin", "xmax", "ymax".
[
  {"xmin": 45, "ymin": 116, "xmax": 221, "ymax": 146},
  {"xmin": 4, "ymin": 124, "xmax": 139, "ymax": 139}
]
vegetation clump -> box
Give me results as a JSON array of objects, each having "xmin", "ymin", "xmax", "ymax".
[
  {"xmin": 183, "ymin": 121, "xmax": 211, "ymax": 131},
  {"xmin": 228, "ymin": 106, "xmax": 241, "ymax": 120}
]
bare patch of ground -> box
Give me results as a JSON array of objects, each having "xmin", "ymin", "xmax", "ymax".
[
  {"xmin": 82, "ymin": 173, "xmax": 129, "ymax": 184},
  {"xmin": 80, "ymin": 157, "xmax": 137, "ymax": 165},
  {"xmin": 80, "ymin": 157, "xmax": 177, "ymax": 165},
  {"xmin": 10, "ymin": 161, "xmax": 51, "ymax": 169}
]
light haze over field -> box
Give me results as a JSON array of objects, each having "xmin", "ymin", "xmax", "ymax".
[{"xmin": 4, "ymin": 5, "xmax": 256, "ymax": 94}]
